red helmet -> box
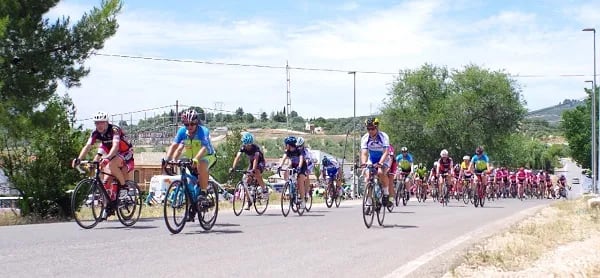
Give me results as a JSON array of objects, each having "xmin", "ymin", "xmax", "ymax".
[{"xmin": 388, "ymin": 145, "xmax": 395, "ymax": 154}]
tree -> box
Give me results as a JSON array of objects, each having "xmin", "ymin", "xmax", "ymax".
[
  {"xmin": 0, "ymin": 0, "xmax": 123, "ymax": 218},
  {"xmin": 244, "ymin": 113, "xmax": 255, "ymax": 123},
  {"xmin": 260, "ymin": 112, "xmax": 268, "ymax": 122},
  {"xmin": 562, "ymin": 88, "xmax": 594, "ymax": 169},
  {"xmin": 211, "ymin": 128, "xmax": 245, "ymax": 183},
  {"xmin": 290, "ymin": 110, "xmax": 298, "ymax": 118},
  {"xmin": 118, "ymin": 120, "xmax": 128, "ymax": 127},
  {"xmin": 235, "ymin": 107, "xmax": 244, "ymax": 121},
  {"xmin": 382, "ymin": 64, "xmax": 527, "ymax": 166}
]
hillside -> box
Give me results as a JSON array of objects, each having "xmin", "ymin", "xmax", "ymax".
[{"xmin": 526, "ymin": 99, "xmax": 584, "ymax": 125}]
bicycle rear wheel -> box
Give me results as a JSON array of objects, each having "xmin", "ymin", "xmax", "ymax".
[
  {"xmin": 232, "ymin": 182, "xmax": 246, "ymax": 216},
  {"xmin": 377, "ymin": 190, "xmax": 386, "ymax": 226},
  {"xmin": 281, "ymin": 182, "xmax": 291, "ymax": 217},
  {"xmin": 334, "ymin": 189, "xmax": 342, "ymax": 208},
  {"xmin": 72, "ymin": 178, "xmax": 104, "ymax": 229},
  {"xmin": 304, "ymin": 191, "xmax": 313, "ymax": 212},
  {"xmin": 253, "ymin": 187, "xmax": 269, "ymax": 215},
  {"xmin": 199, "ymin": 181, "xmax": 219, "ymax": 230},
  {"xmin": 362, "ymin": 184, "xmax": 374, "ymax": 228},
  {"xmin": 416, "ymin": 185, "xmax": 422, "ymax": 203},
  {"xmin": 163, "ymin": 181, "xmax": 189, "ymax": 234},
  {"xmin": 116, "ymin": 180, "xmax": 142, "ymax": 227}
]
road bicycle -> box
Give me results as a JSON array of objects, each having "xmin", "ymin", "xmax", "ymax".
[
  {"xmin": 361, "ymin": 164, "xmax": 385, "ymax": 228},
  {"xmin": 71, "ymin": 161, "xmax": 142, "ymax": 229},
  {"xmin": 230, "ymin": 169, "xmax": 270, "ymax": 216}
]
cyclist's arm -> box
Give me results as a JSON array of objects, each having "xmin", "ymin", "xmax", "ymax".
[
  {"xmin": 231, "ymin": 151, "xmax": 243, "ymax": 169},
  {"xmin": 165, "ymin": 142, "xmax": 180, "ymax": 160},
  {"xmin": 251, "ymin": 151, "xmax": 260, "ymax": 170},
  {"xmin": 76, "ymin": 143, "xmax": 93, "ymax": 161},
  {"xmin": 378, "ymin": 148, "xmax": 389, "ymax": 166},
  {"xmin": 360, "ymin": 149, "xmax": 368, "ymax": 166},
  {"xmin": 298, "ymin": 154, "xmax": 305, "ymax": 169},
  {"xmin": 104, "ymin": 134, "xmax": 121, "ymax": 160},
  {"xmin": 277, "ymin": 153, "xmax": 288, "ymax": 169}
]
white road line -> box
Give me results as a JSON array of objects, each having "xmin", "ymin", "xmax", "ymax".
[{"xmin": 382, "ymin": 204, "xmax": 546, "ymax": 278}]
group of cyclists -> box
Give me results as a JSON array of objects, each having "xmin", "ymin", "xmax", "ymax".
[{"xmin": 71, "ymin": 110, "xmax": 567, "ymax": 222}]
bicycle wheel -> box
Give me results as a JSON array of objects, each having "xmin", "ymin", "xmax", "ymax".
[
  {"xmin": 394, "ymin": 182, "xmax": 401, "ymax": 206},
  {"xmin": 462, "ymin": 186, "xmax": 469, "ymax": 205},
  {"xmin": 304, "ymin": 191, "xmax": 313, "ymax": 212},
  {"xmin": 402, "ymin": 184, "xmax": 408, "ymax": 206},
  {"xmin": 72, "ymin": 178, "xmax": 104, "ymax": 229},
  {"xmin": 281, "ymin": 182, "xmax": 291, "ymax": 217},
  {"xmin": 416, "ymin": 185, "xmax": 422, "ymax": 203},
  {"xmin": 232, "ymin": 182, "xmax": 246, "ymax": 216},
  {"xmin": 116, "ymin": 181, "xmax": 142, "ymax": 227},
  {"xmin": 325, "ymin": 183, "xmax": 334, "ymax": 208},
  {"xmin": 199, "ymin": 181, "xmax": 219, "ymax": 231},
  {"xmin": 442, "ymin": 185, "xmax": 448, "ymax": 207},
  {"xmin": 362, "ymin": 183, "xmax": 374, "ymax": 228},
  {"xmin": 334, "ymin": 187, "xmax": 342, "ymax": 208},
  {"xmin": 377, "ymin": 192, "xmax": 386, "ymax": 226},
  {"xmin": 163, "ymin": 181, "xmax": 189, "ymax": 234},
  {"xmin": 253, "ymin": 187, "xmax": 269, "ymax": 215}
]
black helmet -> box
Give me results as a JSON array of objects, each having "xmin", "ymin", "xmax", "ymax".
[{"xmin": 365, "ymin": 117, "xmax": 380, "ymax": 127}]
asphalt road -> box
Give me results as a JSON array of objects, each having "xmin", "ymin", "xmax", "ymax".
[
  {"xmin": 0, "ymin": 195, "xmax": 552, "ymax": 278},
  {"xmin": 555, "ymin": 158, "xmax": 585, "ymax": 199}
]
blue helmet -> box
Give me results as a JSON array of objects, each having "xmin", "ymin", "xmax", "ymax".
[
  {"xmin": 284, "ymin": 136, "xmax": 297, "ymax": 146},
  {"xmin": 322, "ymin": 156, "xmax": 329, "ymax": 166},
  {"xmin": 241, "ymin": 132, "xmax": 254, "ymax": 145}
]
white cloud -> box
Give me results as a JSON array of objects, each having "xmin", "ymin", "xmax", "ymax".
[{"xmin": 46, "ymin": 0, "xmax": 596, "ymax": 128}]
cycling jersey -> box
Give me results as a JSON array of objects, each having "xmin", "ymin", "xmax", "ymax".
[
  {"xmin": 396, "ymin": 153, "xmax": 414, "ymax": 173},
  {"xmin": 471, "ymin": 154, "xmax": 489, "ymax": 173},
  {"xmin": 322, "ymin": 159, "xmax": 340, "ymax": 178},
  {"xmin": 516, "ymin": 170, "xmax": 526, "ymax": 181},
  {"xmin": 87, "ymin": 124, "xmax": 132, "ymax": 154},
  {"xmin": 173, "ymin": 125, "xmax": 216, "ymax": 165},
  {"xmin": 360, "ymin": 131, "xmax": 390, "ymax": 166},
  {"xmin": 437, "ymin": 157, "xmax": 453, "ymax": 174},
  {"xmin": 415, "ymin": 167, "xmax": 428, "ymax": 179},
  {"xmin": 239, "ymin": 143, "xmax": 265, "ymax": 171}
]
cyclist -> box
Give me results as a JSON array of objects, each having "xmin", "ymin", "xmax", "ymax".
[
  {"xmin": 163, "ymin": 110, "xmax": 216, "ymax": 221},
  {"xmin": 296, "ymin": 137, "xmax": 314, "ymax": 199},
  {"xmin": 396, "ymin": 146, "xmax": 414, "ymax": 199},
  {"xmin": 428, "ymin": 161, "xmax": 439, "ymax": 196},
  {"xmin": 387, "ymin": 145, "xmax": 397, "ymax": 201},
  {"xmin": 360, "ymin": 117, "xmax": 392, "ymax": 207},
  {"xmin": 321, "ymin": 156, "xmax": 342, "ymax": 198},
  {"xmin": 414, "ymin": 163, "xmax": 428, "ymax": 199},
  {"xmin": 277, "ymin": 136, "xmax": 308, "ymax": 208},
  {"xmin": 469, "ymin": 146, "xmax": 491, "ymax": 195},
  {"xmin": 459, "ymin": 155, "xmax": 473, "ymax": 194},
  {"xmin": 436, "ymin": 149, "xmax": 454, "ymax": 202},
  {"xmin": 72, "ymin": 111, "xmax": 134, "ymax": 219},
  {"xmin": 230, "ymin": 132, "xmax": 268, "ymax": 210}
]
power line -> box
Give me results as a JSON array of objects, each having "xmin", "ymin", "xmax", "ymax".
[{"xmin": 93, "ymin": 52, "xmax": 597, "ymax": 78}]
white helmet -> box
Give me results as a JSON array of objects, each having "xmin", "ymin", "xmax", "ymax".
[
  {"xmin": 440, "ymin": 149, "xmax": 448, "ymax": 157},
  {"xmin": 463, "ymin": 155, "xmax": 470, "ymax": 160},
  {"xmin": 297, "ymin": 137, "xmax": 305, "ymax": 147},
  {"xmin": 433, "ymin": 162, "xmax": 439, "ymax": 167},
  {"xmin": 93, "ymin": 111, "xmax": 109, "ymax": 122}
]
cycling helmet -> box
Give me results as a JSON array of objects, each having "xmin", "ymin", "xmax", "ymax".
[
  {"xmin": 463, "ymin": 155, "xmax": 470, "ymax": 160},
  {"xmin": 297, "ymin": 137, "xmax": 305, "ymax": 147},
  {"xmin": 284, "ymin": 136, "xmax": 297, "ymax": 146},
  {"xmin": 433, "ymin": 161, "xmax": 439, "ymax": 167},
  {"xmin": 322, "ymin": 156, "xmax": 329, "ymax": 166},
  {"xmin": 400, "ymin": 146, "xmax": 408, "ymax": 152},
  {"xmin": 93, "ymin": 111, "xmax": 109, "ymax": 122},
  {"xmin": 475, "ymin": 146, "xmax": 484, "ymax": 155},
  {"xmin": 241, "ymin": 132, "xmax": 254, "ymax": 145},
  {"xmin": 418, "ymin": 162, "xmax": 424, "ymax": 168},
  {"xmin": 440, "ymin": 149, "xmax": 449, "ymax": 157},
  {"xmin": 365, "ymin": 117, "xmax": 380, "ymax": 127},
  {"xmin": 388, "ymin": 145, "xmax": 395, "ymax": 154},
  {"xmin": 181, "ymin": 110, "xmax": 199, "ymax": 124}
]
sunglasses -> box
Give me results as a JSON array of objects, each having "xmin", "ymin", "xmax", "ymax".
[
  {"xmin": 366, "ymin": 127, "xmax": 376, "ymax": 131},
  {"xmin": 184, "ymin": 123, "xmax": 197, "ymax": 127}
]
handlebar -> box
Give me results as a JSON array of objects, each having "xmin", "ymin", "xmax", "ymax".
[
  {"xmin": 75, "ymin": 160, "xmax": 99, "ymax": 174},
  {"xmin": 277, "ymin": 167, "xmax": 299, "ymax": 177}
]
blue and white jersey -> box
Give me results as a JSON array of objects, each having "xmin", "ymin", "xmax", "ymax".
[
  {"xmin": 360, "ymin": 131, "xmax": 390, "ymax": 163},
  {"xmin": 322, "ymin": 158, "xmax": 340, "ymax": 176}
]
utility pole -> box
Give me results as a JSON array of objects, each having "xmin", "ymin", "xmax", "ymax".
[{"xmin": 286, "ymin": 61, "xmax": 292, "ymax": 130}]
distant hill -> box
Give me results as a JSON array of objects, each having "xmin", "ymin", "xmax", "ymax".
[{"xmin": 526, "ymin": 99, "xmax": 585, "ymax": 125}]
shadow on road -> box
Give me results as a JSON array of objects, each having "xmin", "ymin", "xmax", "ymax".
[
  {"xmin": 185, "ymin": 229, "xmax": 243, "ymax": 235},
  {"xmin": 214, "ymin": 223, "xmax": 241, "ymax": 227},
  {"xmin": 389, "ymin": 211, "xmax": 415, "ymax": 214},
  {"xmin": 382, "ymin": 224, "xmax": 419, "ymax": 229},
  {"xmin": 97, "ymin": 225, "xmax": 158, "ymax": 230},
  {"xmin": 480, "ymin": 206, "xmax": 505, "ymax": 209},
  {"xmin": 305, "ymin": 210, "xmax": 331, "ymax": 213},
  {"xmin": 248, "ymin": 213, "xmax": 281, "ymax": 217}
]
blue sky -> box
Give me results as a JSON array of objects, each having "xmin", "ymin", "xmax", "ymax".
[{"xmin": 46, "ymin": 0, "xmax": 600, "ymax": 126}]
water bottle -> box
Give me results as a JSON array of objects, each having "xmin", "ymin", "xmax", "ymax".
[
  {"xmin": 118, "ymin": 188, "xmax": 128, "ymax": 199},
  {"xmin": 290, "ymin": 182, "xmax": 296, "ymax": 200},
  {"xmin": 374, "ymin": 184, "xmax": 382, "ymax": 199}
]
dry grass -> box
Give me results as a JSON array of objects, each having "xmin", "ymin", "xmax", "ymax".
[{"xmin": 448, "ymin": 199, "xmax": 600, "ymax": 277}]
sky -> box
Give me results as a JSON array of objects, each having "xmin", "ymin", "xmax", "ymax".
[{"xmin": 45, "ymin": 0, "xmax": 600, "ymax": 127}]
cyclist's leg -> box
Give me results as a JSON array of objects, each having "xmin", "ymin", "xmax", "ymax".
[{"xmin": 297, "ymin": 173, "xmax": 306, "ymax": 204}]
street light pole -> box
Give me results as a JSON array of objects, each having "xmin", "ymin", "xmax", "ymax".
[
  {"xmin": 348, "ymin": 71, "xmax": 357, "ymax": 197},
  {"xmin": 583, "ymin": 28, "xmax": 597, "ymax": 194}
]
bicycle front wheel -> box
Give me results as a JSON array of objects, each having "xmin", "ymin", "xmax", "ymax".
[
  {"xmin": 232, "ymin": 182, "xmax": 246, "ymax": 216},
  {"xmin": 304, "ymin": 191, "xmax": 313, "ymax": 212},
  {"xmin": 199, "ymin": 181, "xmax": 219, "ymax": 231},
  {"xmin": 72, "ymin": 178, "xmax": 104, "ymax": 229},
  {"xmin": 281, "ymin": 182, "xmax": 291, "ymax": 217},
  {"xmin": 325, "ymin": 184, "xmax": 334, "ymax": 208},
  {"xmin": 116, "ymin": 181, "xmax": 142, "ymax": 227},
  {"xmin": 163, "ymin": 181, "xmax": 189, "ymax": 234},
  {"xmin": 362, "ymin": 184, "xmax": 374, "ymax": 228}
]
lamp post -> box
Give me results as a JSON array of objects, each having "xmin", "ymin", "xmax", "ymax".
[
  {"xmin": 586, "ymin": 80, "xmax": 595, "ymax": 193},
  {"xmin": 348, "ymin": 71, "xmax": 357, "ymax": 197},
  {"xmin": 583, "ymin": 28, "xmax": 597, "ymax": 194}
]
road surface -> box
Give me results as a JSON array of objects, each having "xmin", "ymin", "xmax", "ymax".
[{"xmin": 0, "ymin": 196, "xmax": 551, "ymax": 278}]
